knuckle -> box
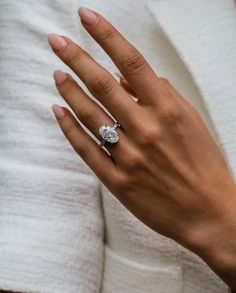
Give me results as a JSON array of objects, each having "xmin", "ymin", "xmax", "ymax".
[
  {"xmin": 77, "ymin": 143, "xmax": 91, "ymax": 158},
  {"xmin": 99, "ymin": 27, "xmax": 117, "ymax": 43},
  {"xmin": 141, "ymin": 125, "xmax": 161, "ymax": 145},
  {"xmin": 80, "ymin": 109, "xmax": 99, "ymax": 126},
  {"xmin": 159, "ymin": 77, "xmax": 170, "ymax": 85},
  {"xmin": 125, "ymin": 152, "xmax": 145, "ymax": 170},
  {"xmin": 64, "ymin": 48, "xmax": 81, "ymax": 67},
  {"xmin": 115, "ymin": 174, "xmax": 132, "ymax": 194},
  {"xmin": 161, "ymin": 104, "xmax": 183, "ymax": 125},
  {"xmin": 90, "ymin": 75, "xmax": 116, "ymax": 96},
  {"xmin": 120, "ymin": 48, "xmax": 146, "ymax": 74}
]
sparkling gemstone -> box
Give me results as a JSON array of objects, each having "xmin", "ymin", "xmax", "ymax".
[{"xmin": 99, "ymin": 125, "xmax": 119, "ymax": 143}]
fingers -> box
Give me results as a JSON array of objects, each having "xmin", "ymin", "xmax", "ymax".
[
  {"xmin": 116, "ymin": 73, "xmax": 137, "ymax": 99},
  {"xmin": 48, "ymin": 34, "xmax": 140, "ymax": 129},
  {"xmin": 51, "ymin": 104, "xmax": 119, "ymax": 186},
  {"xmin": 78, "ymin": 7, "xmax": 160, "ymax": 105},
  {"xmin": 53, "ymin": 70, "xmax": 129, "ymax": 158}
]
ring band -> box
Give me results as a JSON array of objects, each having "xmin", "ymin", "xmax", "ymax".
[{"xmin": 99, "ymin": 121, "xmax": 121, "ymax": 147}]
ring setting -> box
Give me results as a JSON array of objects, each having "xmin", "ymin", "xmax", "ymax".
[{"xmin": 99, "ymin": 121, "xmax": 120, "ymax": 147}]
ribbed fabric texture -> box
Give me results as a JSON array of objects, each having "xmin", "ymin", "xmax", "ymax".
[{"xmin": 0, "ymin": 1, "xmax": 104, "ymax": 292}]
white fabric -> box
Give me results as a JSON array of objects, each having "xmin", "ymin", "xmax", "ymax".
[
  {"xmin": 0, "ymin": 0, "xmax": 235, "ymax": 292},
  {"xmin": 0, "ymin": 1, "xmax": 104, "ymax": 293}
]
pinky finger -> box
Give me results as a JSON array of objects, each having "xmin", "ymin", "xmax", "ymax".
[{"xmin": 51, "ymin": 104, "xmax": 118, "ymax": 186}]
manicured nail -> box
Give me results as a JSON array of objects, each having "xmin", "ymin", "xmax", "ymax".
[
  {"xmin": 53, "ymin": 70, "xmax": 68, "ymax": 86},
  {"xmin": 78, "ymin": 7, "xmax": 98, "ymax": 25},
  {"xmin": 48, "ymin": 34, "xmax": 68, "ymax": 52},
  {"xmin": 52, "ymin": 104, "xmax": 66, "ymax": 120}
]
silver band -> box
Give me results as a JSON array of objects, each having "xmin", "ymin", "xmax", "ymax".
[
  {"xmin": 112, "ymin": 122, "xmax": 121, "ymax": 130},
  {"xmin": 99, "ymin": 121, "xmax": 121, "ymax": 147}
]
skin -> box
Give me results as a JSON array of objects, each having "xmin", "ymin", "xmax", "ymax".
[
  {"xmin": 2, "ymin": 7, "xmax": 236, "ymax": 293},
  {"xmin": 46, "ymin": 7, "xmax": 236, "ymax": 290}
]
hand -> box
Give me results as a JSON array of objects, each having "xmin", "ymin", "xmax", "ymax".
[{"xmin": 48, "ymin": 7, "xmax": 236, "ymax": 289}]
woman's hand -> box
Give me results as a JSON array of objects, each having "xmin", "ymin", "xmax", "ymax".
[{"xmin": 48, "ymin": 7, "xmax": 236, "ymax": 289}]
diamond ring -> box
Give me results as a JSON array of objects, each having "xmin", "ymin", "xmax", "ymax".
[{"xmin": 99, "ymin": 121, "xmax": 120, "ymax": 147}]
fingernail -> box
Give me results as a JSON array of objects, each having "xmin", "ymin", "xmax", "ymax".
[
  {"xmin": 52, "ymin": 104, "xmax": 66, "ymax": 120},
  {"xmin": 53, "ymin": 70, "xmax": 68, "ymax": 86},
  {"xmin": 78, "ymin": 7, "xmax": 98, "ymax": 25},
  {"xmin": 48, "ymin": 34, "xmax": 68, "ymax": 52}
]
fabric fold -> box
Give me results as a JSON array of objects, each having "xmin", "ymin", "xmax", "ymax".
[{"xmin": 147, "ymin": 0, "xmax": 236, "ymax": 176}]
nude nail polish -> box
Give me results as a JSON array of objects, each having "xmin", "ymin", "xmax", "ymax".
[
  {"xmin": 53, "ymin": 70, "xmax": 68, "ymax": 86},
  {"xmin": 78, "ymin": 7, "xmax": 98, "ymax": 25},
  {"xmin": 48, "ymin": 34, "xmax": 67, "ymax": 52},
  {"xmin": 52, "ymin": 104, "xmax": 65, "ymax": 120}
]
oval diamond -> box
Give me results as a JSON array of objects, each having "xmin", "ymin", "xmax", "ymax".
[{"xmin": 99, "ymin": 125, "xmax": 119, "ymax": 143}]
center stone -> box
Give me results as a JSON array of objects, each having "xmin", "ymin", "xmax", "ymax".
[{"xmin": 99, "ymin": 125, "xmax": 119, "ymax": 143}]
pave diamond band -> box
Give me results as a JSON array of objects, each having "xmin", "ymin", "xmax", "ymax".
[{"xmin": 99, "ymin": 121, "xmax": 120, "ymax": 147}]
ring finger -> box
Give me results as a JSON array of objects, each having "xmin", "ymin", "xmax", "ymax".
[{"xmin": 53, "ymin": 69, "xmax": 129, "ymax": 160}]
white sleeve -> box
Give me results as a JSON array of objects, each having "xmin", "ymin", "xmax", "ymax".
[{"xmin": 0, "ymin": 1, "xmax": 104, "ymax": 292}]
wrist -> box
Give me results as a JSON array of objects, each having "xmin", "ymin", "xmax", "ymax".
[{"xmin": 189, "ymin": 182, "xmax": 236, "ymax": 290}]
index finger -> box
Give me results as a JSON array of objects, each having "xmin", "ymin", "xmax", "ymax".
[{"xmin": 78, "ymin": 7, "xmax": 160, "ymax": 105}]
